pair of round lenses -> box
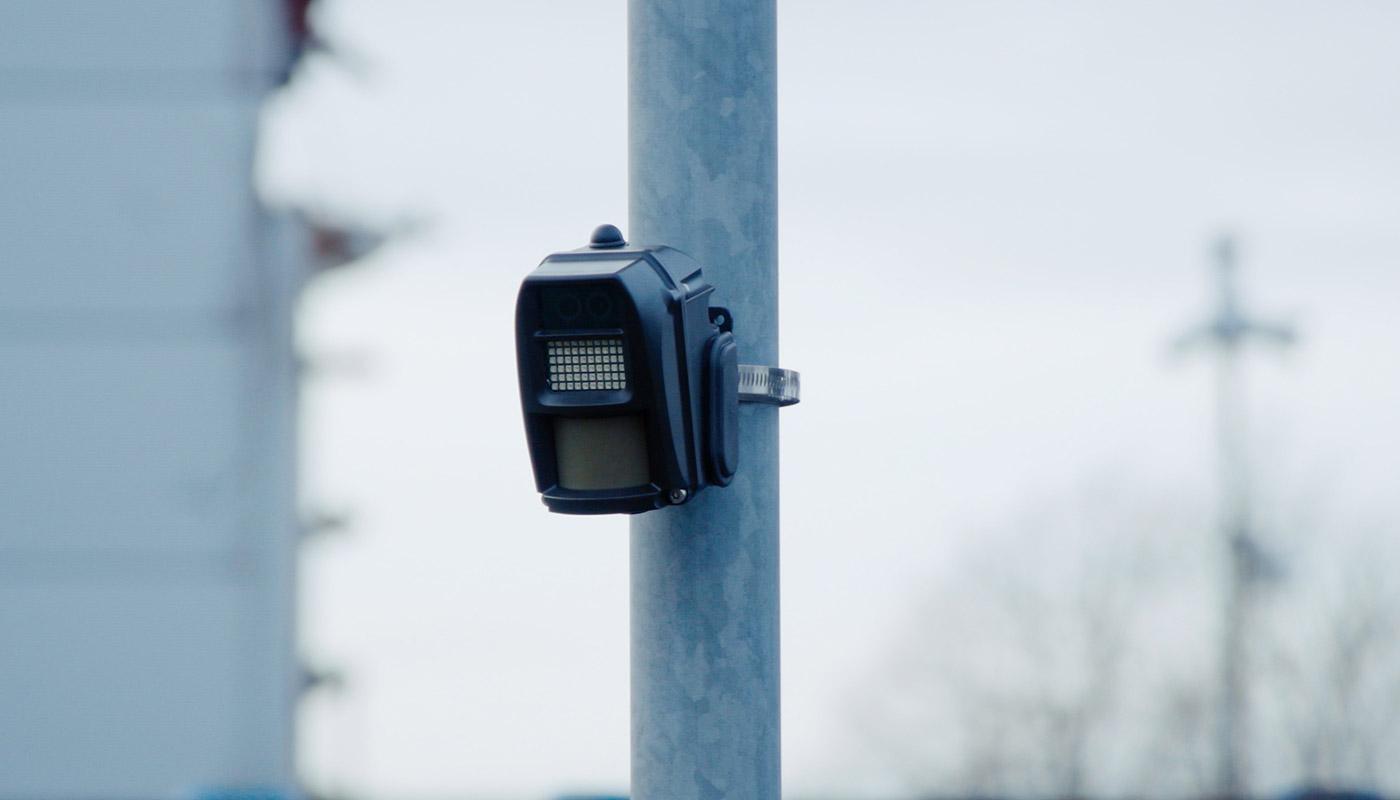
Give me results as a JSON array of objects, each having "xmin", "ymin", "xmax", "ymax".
[{"xmin": 556, "ymin": 290, "xmax": 614, "ymax": 323}]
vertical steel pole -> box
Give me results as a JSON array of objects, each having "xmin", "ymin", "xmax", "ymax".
[
  {"xmin": 1216, "ymin": 340, "xmax": 1248, "ymax": 799},
  {"xmin": 628, "ymin": 1, "xmax": 780, "ymax": 798}
]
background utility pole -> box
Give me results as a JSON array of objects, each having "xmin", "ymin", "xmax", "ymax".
[
  {"xmin": 629, "ymin": 1, "xmax": 781, "ymax": 798},
  {"xmin": 1173, "ymin": 235, "xmax": 1295, "ymax": 799}
]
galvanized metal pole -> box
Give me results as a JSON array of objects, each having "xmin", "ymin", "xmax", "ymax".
[
  {"xmin": 628, "ymin": 1, "xmax": 781, "ymax": 798},
  {"xmin": 1216, "ymin": 334, "xmax": 1249, "ymax": 799}
]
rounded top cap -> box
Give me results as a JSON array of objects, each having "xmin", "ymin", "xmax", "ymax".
[{"xmin": 589, "ymin": 223, "xmax": 627, "ymax": 249}]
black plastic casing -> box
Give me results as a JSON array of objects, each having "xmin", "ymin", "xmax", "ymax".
[{"xmin": 515, "ymin": 242, "xmax": 738, "ymax": 515}]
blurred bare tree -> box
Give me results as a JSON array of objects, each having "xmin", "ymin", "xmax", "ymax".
[
  {"xmin": 1255, "ymin": 526, "xmax": 1400, "ymax": 790},
  {"xmin": 850, "ymin": 482, "xmax": 1215, "ymax": 798},
  {"xmin": 848, "ymin": 478, "xmax": 1400, "ymax": 799}
]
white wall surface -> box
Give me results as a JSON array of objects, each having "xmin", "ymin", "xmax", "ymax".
[{"xmin": 0, "ymin": 2, "xmax": 303, "ymax": 797}]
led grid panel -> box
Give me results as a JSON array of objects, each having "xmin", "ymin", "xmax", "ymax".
[{"xmin": 547, "ymin": 337, "xmax": 627, "ymax": 391}]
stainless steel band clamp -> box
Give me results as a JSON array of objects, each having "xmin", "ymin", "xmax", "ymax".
[{"xmin": 737, "ymin": 365, "xmax": 801, "ymax": 406}]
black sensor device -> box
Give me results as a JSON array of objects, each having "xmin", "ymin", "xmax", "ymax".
[{"xmin": 515, "ymin": 224, "xmax": 739, "ymax": 515}]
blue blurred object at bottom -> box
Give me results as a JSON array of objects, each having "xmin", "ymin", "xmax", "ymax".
[
  {"xmin": 1278, "ymin": 787, "xmax": 1388, "ymax": 800},
  {"xmin": 191, "ymin": 788, "xmax": 302, "ymax": 800}
]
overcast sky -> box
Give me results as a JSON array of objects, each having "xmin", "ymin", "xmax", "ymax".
[{"xmin": 260, "ymin": 2, "xmax": 1400, "ymax": 797}]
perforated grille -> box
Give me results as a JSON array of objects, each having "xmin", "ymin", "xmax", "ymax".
[{"xmin": 546, "ymin": 337, "xmax": 627, "ymax": 391}]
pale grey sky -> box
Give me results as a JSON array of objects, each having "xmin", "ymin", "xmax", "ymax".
[{"xmin": 261, "ymin": 1, "xmax": 1400, "ymax": 797}]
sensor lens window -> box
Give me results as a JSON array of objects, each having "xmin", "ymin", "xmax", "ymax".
[
  {"xmin": 547, "ymin": 338, "xmax": 627, "ymax": 391},
  {"xmin": 554, "ymin": 415, "xmax": 649, "ymax": 490},
  {"xmin": 540, "ymin": 286, "xmax": 624, "ymax": 328}
]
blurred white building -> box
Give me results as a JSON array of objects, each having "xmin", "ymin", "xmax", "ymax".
[{"xmin": 0, "ymin": 2, "xmax": 309, "ymax": 797}]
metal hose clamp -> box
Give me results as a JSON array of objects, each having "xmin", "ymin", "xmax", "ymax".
[{"xmin": 737, "ymin": 365, "xmax": 800, "ymax": 406}]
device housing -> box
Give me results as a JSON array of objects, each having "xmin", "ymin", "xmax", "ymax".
[{"xmin": 515, "ymin": 233, "xmax": 739, "ymax": 515}]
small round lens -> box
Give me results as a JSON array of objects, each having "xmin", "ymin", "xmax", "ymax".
[
  {"xmin": 587, "ymin": 291, "xmax": 614, "ymax": 320},
  {"xmin": 556, "ymin": 294, "xmax": 583, "ymax": 321}
]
